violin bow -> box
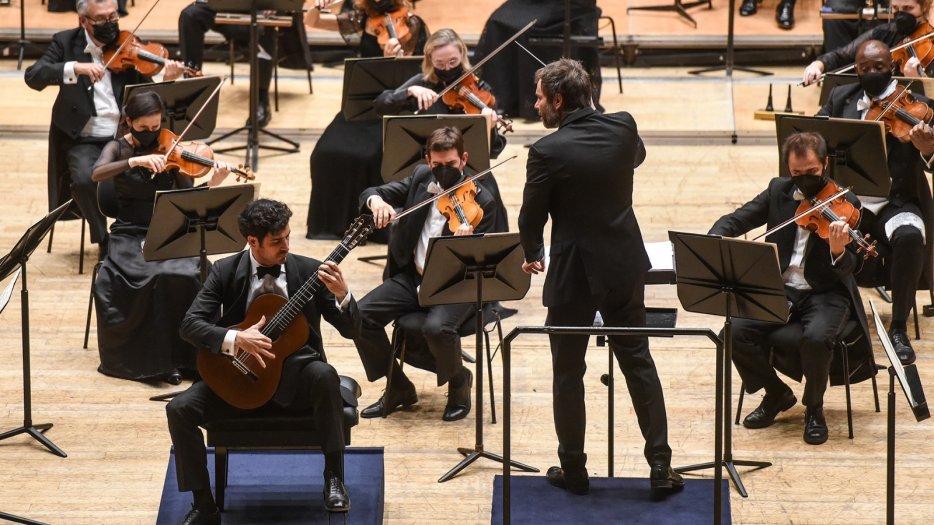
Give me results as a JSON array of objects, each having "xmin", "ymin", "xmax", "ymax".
[
  {"xmin": 162, "ymin": 75, "xmax": 228, "ymax": 160},
  {"xmin": 87, "ymin": 0, "xmax": 163, "ymax": 91},
  {"xmin": 803, "ymin": 29, "xmax": 934, "ymax": 85},
  {"xmin": 751, "ymin": 186, "xmax": 852, "ymax": 241},
  {"xmin": 389, "ymin": 155, "xmax": 517, "ymax": 222}
]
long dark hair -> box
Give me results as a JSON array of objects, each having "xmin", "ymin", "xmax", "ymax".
[{"xmin": 117, "ymin": 90, "xmax": 164, "ymax": 135}]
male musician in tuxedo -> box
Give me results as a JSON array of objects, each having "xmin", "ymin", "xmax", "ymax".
[
  {"xmin": 166, "ymin": 199, "xmax": 356, "ymax": 524},
  {"xmin": 518, "ymin": 58, "xmax": 681, "ymax": 495},
  {"xmin": 353, "ymin": 126, "xmax": 503, "ymax": 422},
  {"xmin": 818, "ymin": 38, "xmax": 934, "ymax": 365},
  {"xmin": 24, "ymin": 0, "xmax": 182, "ymax": 259},
  {"xmin": 709, "ymin": 132, "xmax": 874, "ymax": 445}
]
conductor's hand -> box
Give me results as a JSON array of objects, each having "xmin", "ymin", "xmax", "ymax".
[
  {"xmin": 407, "ymin": 85, "xmax": 439, "ymax": 111},
  {"xmin": 383, "ymin": 37, "xmax": 403, "ymax": 57},
  {"xmin": 235, "ymin": 315, "xmax": 275, "ymax": 368},
  {"xmin": 129, "ymin": 153, "xmax": 167, "ymax": 173},
  {"xmin": 75, "ymin": 62, "xmax": 106, "ymax": 82},
  {"xmin": 522, "ymin": 259, "xmax": 545, "ymax": 275},
  {"xmin": 368, "ymin": 196, "xmax": 396, "ymax": 229},
  {"xmin": 317, "ymin": 261, "xmax": 348, "ymax": 303},
  {"xmin": 909, "ymin": 121, "xmax": 934, "ymax": 157},
  {"xmin": 802, "ymin": 60, "xmax": 825, "ymax": 85},
  {"xmin": 828, "ymin": 220, "xmax": 852, "ymax": 258}
]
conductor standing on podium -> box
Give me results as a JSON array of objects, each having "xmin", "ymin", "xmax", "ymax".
[{"xmin": 517, "ymin": 58, "xmax": 683, "ymax": 495}]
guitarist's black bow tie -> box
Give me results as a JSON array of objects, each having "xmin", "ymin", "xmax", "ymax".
[{"xmin": 256, "ymin": 264, "xmax": 281, "ymax": 279}]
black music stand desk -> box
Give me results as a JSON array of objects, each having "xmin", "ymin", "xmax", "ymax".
[
  {"xmin": 341, "ymin": 56, "xmax": 423, "ymax": 122},
  {"xmin": 669, "ymin": 231, "xmax": 789, "ymax": 499},
  {"xmin": 418, "ymin": 232, "xmax": 537, "ymax": 482},
  {"xmin": 124, "ymin": 76, "xmax": 223, "ymax": 140},
  {"xmin": 381, "ymin": 114, "xmax": 491, "ymax": 183}
]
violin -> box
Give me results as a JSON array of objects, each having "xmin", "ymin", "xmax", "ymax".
[
  {"xmin": 795, "ymin": 180, "xmax": 878, "ymax": 259},
  {"xmin": 891, "ymin": 21, "xmax": 934, "ymax": 77},
  {"xmin": 103, "ymin": 31, "xmax": 199, "ymax": 77},
  {"xmin": 441, "ymin": 74, "xmax": 514, "ymax": 133},
  {"xmin": 152, "ymin": 128, "xmax": 255, "ymax": 182},
  {"xmin": 866, "ymin": 84, "xmax": 934, "ymax": 142},
  {"xmin": 436, "ymin": 180, "xmax": 483, "ymax": 232},
  {"xmin": 364, "ymin": 5, "xmax": 412, "ymax": 55}
]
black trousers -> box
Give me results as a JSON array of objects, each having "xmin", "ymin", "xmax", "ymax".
[
  {"xmin": 178, "ymin": 3, "xmax": 274, "ymax": 93},
  {"xmin": 858, "ymin": 202, "xmax": 925, "ymax": 326},
  {"xmin": 354, "ymin": 271, "xmax": 473, "ymax": 386},
  {"xmin": 546, "ymin": 276, "xmax": 671, "ymax": 470},
  {"xmin": 732, "ymin": 287, "xmax": 850, "ymax": 409},
  {"xmin": 65, "ymin": 140, "xmax": 109, "ymax": 244},
  {"xmin": 165, "ymin": 360, "xmax": 345, "ymax": 492}
]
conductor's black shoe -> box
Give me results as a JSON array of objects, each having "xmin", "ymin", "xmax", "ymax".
[
  {"xmin": 742, "ymin": 389, "xmax": 797, "ymax": 429},
  {"xmin": 246, "ymin": 102, "xmax": 272, "ymax": 129},
  {"xmin": 776, "ymin": 0, "xmax": 796, "ymax": 29},
  {"xmin": 803, "ymin": 406, "xmax": 828, "ymax": 445},
  {"xmin": 650, "ymin": 463, "xmax": 685, "ymax": 491},
  {"xmin": 442, "ymin": 368, "xmax": 472, "ymax": 422},
  {"xmin": 739, "ymin": 0, "xmax": 758, "ymax": 15},
  {"xmin": 179, "ymin": 506, "xmax": 221, "ymax": 525},
  {"xmin": 890, "ymin": 329, "xmax": 916, "ymax": 365},
  {"xmin": 323, "ymin": 471, "xmax": 350, "ymax": 512},
  {"xmin": 360, "ymin": 380, "xmax": 417, "ymax": 418},
  {"xmin": 546, "ymin": 465, "xmax": 590, "ymax": 495}
]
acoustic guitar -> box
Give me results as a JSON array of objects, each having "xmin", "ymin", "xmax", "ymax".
[{"xmin": 198, "ymin": 215, "xmax": 374, "ymax": 409}]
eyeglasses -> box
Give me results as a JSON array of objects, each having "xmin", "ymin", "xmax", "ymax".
[{"xmin": 86, "ymin": 14, "xmax": 119, "ymax": 25}]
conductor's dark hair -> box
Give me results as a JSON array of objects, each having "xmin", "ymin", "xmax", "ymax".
[
  {"xmin": 534, "ymin": 58, "xmax": 592, "ymax": 112},
  {"xmin": 123, "ymin": 90, "xmax": 165, "ymax": 121},
  {"xmin": 781, "ymin": 132, "xmax": 828, "ymax": 167},
  {"xmin": 425, "ymin": 126, "xmax": 464, "ymax": 158},
  {"xmin": 238, "ymin": 199, "xmax": 292, "ymax": 243}
]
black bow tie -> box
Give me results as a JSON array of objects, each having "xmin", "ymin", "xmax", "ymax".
[{"xmin": 256, "ymin": 264, "xmax": 281, "ymax": 279}]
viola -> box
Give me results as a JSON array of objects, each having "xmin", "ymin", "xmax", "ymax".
[
  {"xmin": 891, "ymin": 21, "xmax": 934, "ymax": 77},
  {"xmin": 436, "ymin": 180, "xmax": 483, "ymax": 232},
  {"xmin": 866, "ymin": 84, "xmax": 934, "ymax": 142},
  {"xmin": 441, "ymin": 74, "xmax": 514, "ymax": 133},
  {"xmin": 103, "ymin": 31, "xmax": 199, "ymax": 77},
  {"xmin": 152, "ymin": 128, "xmax": 255, "ymax": 182},
  {"xmin": 795, "ymin": 180, "xmax": 878, "ymax": 259},
  {"xmin": 364, "ymin": 6, "xmax": 412, "ymax": 55}
]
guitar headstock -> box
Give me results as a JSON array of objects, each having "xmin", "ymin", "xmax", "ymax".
[
  {"xmin": 342, "ymin": 215, "xmax": 375, "ymax": 250},
  {"xmin": 233, "ymin": 164, "xmax": 256, "ymax": 182}
]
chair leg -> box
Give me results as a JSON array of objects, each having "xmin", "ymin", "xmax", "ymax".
[
  {"xmin": 484, "ymin": 319, "xmax": 497, "ymax": 424},
  {"xmin": 79, "ymin": 218, "xmax": 86, "ymax": 275},
  {"xmin": 913, "ymin": 298, "xmax": 920, "ymax": 340},
  {"xmin": 383, "ymin": 323, "xmax": 404, "ymax": 418},
  {"xmin": 307, "ymin": 68, "xmax": 313, "ymax": 94},
  {"xmin": 273, "ymin": 32, "xmax": 280, "ymax": 112},
  {"xmin": 841, "ymin": 342, "xmax": 854, "ymax": 439},
  {"xmin": 735, "ymin": 383, "xmax": 745, "ymax": 426},
  {"xmin": 84, "ymin": 261, "xmax": 102, "ymax": 349},
  {"xmin": 215, "ymin": 447, "xmax": 228, "ymax": 512},
  {"xmin": 229, "ymin": 41, "xmax": 235, "ymax": 84}
]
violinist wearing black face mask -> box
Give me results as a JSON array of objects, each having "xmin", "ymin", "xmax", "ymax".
[
  {"xmin": 818, "ymin": 39, "xmax": 934, "ymax": 366},
  {"xmin": 352, "ymin": 127, "xmax": 505, "ymax": 422}
]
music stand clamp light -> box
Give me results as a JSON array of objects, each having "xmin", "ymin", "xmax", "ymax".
[
  {"xmin": 341, "ymin": 56, "xmax": 423, "ymax": 122},
  {"xmin": 124, "ymin": 76, "xmax": 224, "ymax": 141},
  {"xmin": 205, "ymin": 0, "xmax": 301, "ymax": 170},
  {"xmin": 417, "ymin": 232, "xmax": 538, "ymax": 483},
  {"xmin": 668, "ymin": 231, "xmax": 789, "ymax": 500}
]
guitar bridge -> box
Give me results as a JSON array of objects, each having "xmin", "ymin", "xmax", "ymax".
[{"xmin": 229, "ymin": 356, "xmax": 259, "ymax": 381}]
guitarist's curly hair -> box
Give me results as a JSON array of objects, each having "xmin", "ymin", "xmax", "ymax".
[{"xmin": 238, "ymin": 199, "xmax": 293, "ymax": 244}]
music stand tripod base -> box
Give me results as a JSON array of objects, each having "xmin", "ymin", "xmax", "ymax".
[
  {"xmin": 627, "ymin": 0, "xmax": 712, "ymax": 29},
  {"xmin": 0, "ymin": 511, "xmax": 49, "ymax": 525}
]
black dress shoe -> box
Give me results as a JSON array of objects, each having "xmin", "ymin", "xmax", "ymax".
[
  {"xmin": 179, "ymin": 506, "xmax": 221, "ymax": 525},
  {"xmin": 360, "ymin": 380, "xmax": 417, "ymax": 418},
  {"xmin": 323, "ymin": 471, "xmax": 350, "ymax": 512},
  {"xmin": 776, "ymin": 0, "xmax": 796, "ymax": 29},
  {"xmin": 739, "ymin": 0, "xmax": 758, "ymax": 16},
  {"xmin": 650, "ymin": 463, "xmax": 685, "ymax": 490},
  {"xmin": 743, "ymin": 389, "xmax": 797, "ymax": 429},
  {"xmin": 245, "ymin": 102, "xmax": 272, "ymax": 129},
  {"xmin": 890, "ymin": 329, "xmax": 916, "ymax": 365},
  {"xmin": 442, "ymin": 368, "xmax": 472, "ymax": 422},
  {"xmin": 803, "ymin": 406, "xmax": 828, "ymax": 445},
  {"xmin": 546, "ymin": 465, "xmax": 589, "ymax": 495},
  {"xmin": 165, "ymin": 369, "xmax": 183, "ymax": 385}
]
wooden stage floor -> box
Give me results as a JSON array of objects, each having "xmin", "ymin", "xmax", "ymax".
[{"xmin": 1, "ymin": 56, "xmax": 933, "ymax": 524}]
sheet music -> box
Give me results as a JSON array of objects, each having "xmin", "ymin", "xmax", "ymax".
[
  {"xmin": 645, "ymin": 241, "xmax": 674, "ymax": 271},
  {"xmin": 870, "ymin": 299, "xmax": 918, "ymax": 408},
  {"xmin": 0, "ymin": 268, "xmax": 20, "ymax": 317}
]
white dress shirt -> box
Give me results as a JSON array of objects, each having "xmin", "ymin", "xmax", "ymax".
[
  {"xmin": 783, "ymin": 190, "xmax": 847, "ymax": 290},
  {"xmin": 63, "ymin": 30, "xmax": 120, "ymax": 139}
]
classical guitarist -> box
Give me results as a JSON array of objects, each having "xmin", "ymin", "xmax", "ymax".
[{"xmin": 165, "ymin": 199, "xmax": 358, "ymax": 524}]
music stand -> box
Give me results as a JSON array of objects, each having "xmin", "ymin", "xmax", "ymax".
[
  {"xmin": 205, "ymin": 0, "xmax": 301, "ymax": 170},
  {"xmin": 775, "ymin": 115, "xmax": 890, "ymax": 197},
  {"xmin": 0, "ymin": 200, "xmax": 73, "ymax": 459},
  {"xmin": 627, "ymin": 0, "xmax": 712, "ymax": 29},
  {"xmin": 868, "ymin": 300, "xmax": 929, "ymax": 525},
  {"xmin": 417, "ymin": 232, "xmax": 538, "ymax": 483},
  {"xmin": 381, "ymin": 115, "xmax": 491, "ymax": 183},
  {"xmin": 341, "ymin": 56, "xmax": 423, "ymax": 122},
  {"xmin": 124, "ymin": 76, "xmax": 223, "ymax": 140},
  {"xmin": 668, "ymin": 231, "xmax": 789, "ymax": 498},
  {"xmin": 688, "ymin": 0, "xmax": 770, "ymax": 76}
]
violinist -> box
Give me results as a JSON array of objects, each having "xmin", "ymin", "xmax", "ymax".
[
  {"xmin": 352, "ymin": 127, "xmax": 504, "ymax": 422},
  {"xmin": 304, "ymin": 0, "xmax": 429, "ymax": 241},
  {"xmin": 89, "ymin": 90, "xmax": 232, "ymax": 384},
  {"xmin": 305, "ymin": 0, "xmax": 428, "ymax": 58},
  {"xmin": 803, "ymin": 0, "xmax": 933, "ymax": 84},
  {"xmin": 709, "ymin": 132, "xmax": 873, "ymax": 445},
  {"xmin": 818, "ymin": 39, "xmax": 933, "ymax": 365},
  {"xmin": 24, "ymin": 0, "xmax": 184, "ymax": 260}
]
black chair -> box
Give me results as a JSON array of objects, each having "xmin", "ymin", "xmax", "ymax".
[
  {"xmin": 203, "ymin": 374, "xmax": 362, "ymax": 511},
  {"xmin": 735, "ymin": 319, "xmax": 880, "ymax": 439},
  {"xmin": 382, "ymin": 304, "xmax": 512, "ymax": 422},
  {"xmin": 83, "ymin": 177, "xmax": 119, "ymax": 349},
  {"xmin": 47, "ymin": 174, "xmax": 90, "ymax": 275}
]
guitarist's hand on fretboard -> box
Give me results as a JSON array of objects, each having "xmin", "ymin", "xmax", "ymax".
[
  {"xmin": 317, "ymin": 261, "xmax": 348, "ymax": 303},
  {"xmin": 234, "ymin": 315, "xmax": 276, "ymax": 368}
]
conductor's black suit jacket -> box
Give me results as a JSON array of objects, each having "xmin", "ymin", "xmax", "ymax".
[
  {"xmin": 518, "ymin": 107, "xmax": 650, "ymax": 307},
  {"xmin": 179, "ymin": 250, "xmax": 358, "ymax": 406}
]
